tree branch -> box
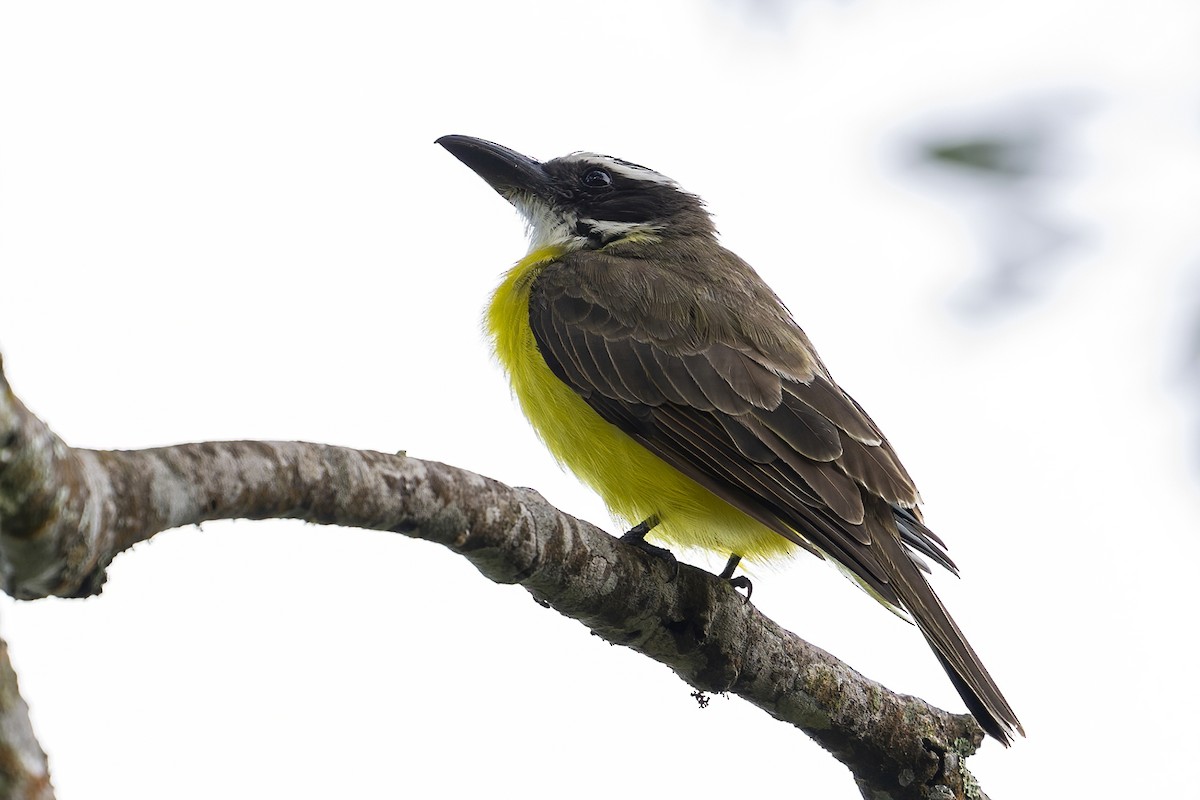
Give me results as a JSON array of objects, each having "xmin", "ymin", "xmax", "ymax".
[
  {"xmin": 0, "ymin": 353, "xmax": 991, "ymax": 800},
  {"xmin": 0, "ymin": 635, "xmax": 54, "ymax": 800}
]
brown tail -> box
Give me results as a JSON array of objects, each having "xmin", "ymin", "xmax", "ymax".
[{"xmin": 882, "ymin": 531, "xmax": 1024, "ymax": 744}]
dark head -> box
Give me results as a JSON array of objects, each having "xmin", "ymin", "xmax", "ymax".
[{"xmin": 436, "ymin": 135, "xmax": 714, "ymax": 251}]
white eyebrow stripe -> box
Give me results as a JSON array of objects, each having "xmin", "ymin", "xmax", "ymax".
[{"xmin": 567, "ymin": 152, "xmax": 679, "ymax": 186}]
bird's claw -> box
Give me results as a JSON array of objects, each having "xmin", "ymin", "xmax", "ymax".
[
  {"xmin": 727, "ymin": 575, "xmax": 753, "ymax": 604},
  {"xmin": 620, "ymin": 521, "xmax": 679, "ymax": 581}
]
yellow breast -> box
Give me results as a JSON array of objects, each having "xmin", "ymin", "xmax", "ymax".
[{"xmin": 485, "ymin": 248, "xmax": 792, "ymax": 563}]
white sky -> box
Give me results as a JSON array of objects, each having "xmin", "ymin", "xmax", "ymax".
[{"xmin": 2, "ymin": 1, "xmax": 1199, "ymax": 797}]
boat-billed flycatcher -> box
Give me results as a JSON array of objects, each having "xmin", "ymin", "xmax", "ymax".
[{"xmin": 436, "ymin": 134, "xmax": 1023, "ymax": 745}]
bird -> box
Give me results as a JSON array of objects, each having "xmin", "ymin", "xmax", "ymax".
[{"xmin": 436, "ymin": 134, "xmax": 1023, "ymax": 745}]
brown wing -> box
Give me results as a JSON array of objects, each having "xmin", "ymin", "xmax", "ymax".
[{"xmin": 527, "ymin": 251, "xmax": 954, "ymax": 602}]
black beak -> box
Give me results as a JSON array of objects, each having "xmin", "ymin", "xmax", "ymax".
[{"xmin": 436, "ymin": 135, "xmax": 552, "ymax": 201}]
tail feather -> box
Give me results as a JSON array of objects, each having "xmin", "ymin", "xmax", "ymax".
[{"xmin": 883, "ymin": 532, "xmax": 1024, "ymax": 744}]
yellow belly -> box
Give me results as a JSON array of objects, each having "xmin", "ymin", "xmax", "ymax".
[{"xmin": 486, "ymin": 248, "xmax": 794, "ymax": 563}]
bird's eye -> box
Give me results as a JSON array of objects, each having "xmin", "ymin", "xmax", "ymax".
[{"xmin": 582, "ymin": 169, "xmax": 612, "ymax": 188}]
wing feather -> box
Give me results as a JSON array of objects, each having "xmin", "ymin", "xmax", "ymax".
[
  {"xmin": 704, "ymin": 344, "xmax": 783, "ymax": 409},
  {"xmin": 752, "ymin": 398, "xmax": 843, "ymax": 462},
  {"xmin": 603, "ymin": 338, "xmax": 668, "ymax": 403},
  {"xmin": 567, "ymin": 325, "xmax": 622, "ymax": 399},
  {"xmin": 838, "ymin": 434, "xmax": 919, "ymax": 508},
  {"xmin": 622, "ymin": 338, "xmax": 686, "ymax": 405},
  {"xmin": 537, "ymin": 313, "xmax": 594, "ymax": 394},
  {"xmin": 788, "ymin": 379, "xmax": 883, "ymax": 446},
  {"xmin": 738, "ymin": 416, "xmax": 866, "ymax": 526},
  {"xmin": 590, "ymin": 336, "xmax": 640, "ymax": 403},
  {"xmin": 682, "ymin": 353, "xmax": 754, "ymax": 415},
  {"xmin": 651, "ymin": 348, "xmax": 714, "ymax": 410},
  {"xmin": 716, "ymin": 415, "xmax": 777, "ymax": 463}
]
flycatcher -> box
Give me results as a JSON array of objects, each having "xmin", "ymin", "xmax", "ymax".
[{"xmin": 437, "ymin": 134, "xmax": 1022, "ymax": 744}]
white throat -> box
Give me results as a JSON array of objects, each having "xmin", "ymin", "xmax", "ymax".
[{"xmin": 512, "ymin": 194, "xmax": 585, "ymax": 254}]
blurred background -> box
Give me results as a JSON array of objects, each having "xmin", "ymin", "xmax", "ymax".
[{"xmin": 1, "ymin": 1, "xmax": 1198, "ymax": 797}]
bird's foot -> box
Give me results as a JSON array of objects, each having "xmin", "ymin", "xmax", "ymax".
[
  {"xmin": 719, "ymin": 554, "xmax": 752, "ymax": 603},
  {"xmin": 620, "ymin": 516, "xmax": 678, "ymax": 580}
]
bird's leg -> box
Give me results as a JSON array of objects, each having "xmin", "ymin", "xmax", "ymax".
[
  {"xmin": 623, "ymin": 514, "xmax": 660, "ymax": 540},
  {"xmin": 719, "ymin": 554, "xmax": 753, "ymax": 602},
  {"xmin": 620, "ymin": 515, "xmax": 678, "ymax": 579}
]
